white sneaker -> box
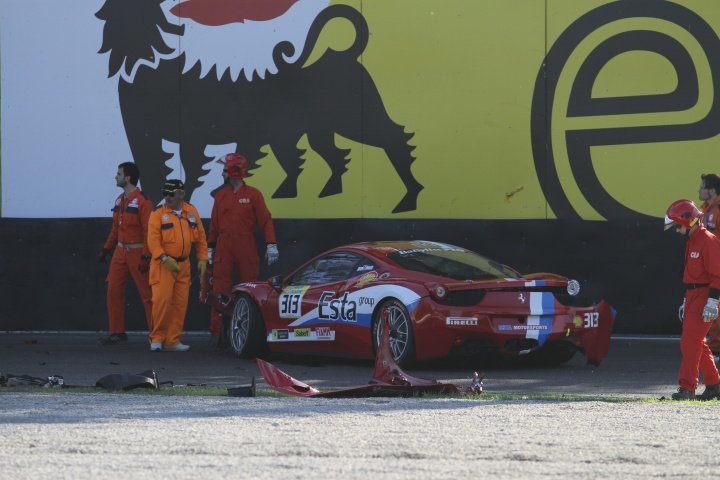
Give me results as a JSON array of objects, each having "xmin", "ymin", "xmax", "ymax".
[
  {"xmin": 163, "ymin": 343, "xmax": 190, "ymax": 352},
  {"xmin": 150, "ymin": 342, "xmax": 162, "ymax": 352}
]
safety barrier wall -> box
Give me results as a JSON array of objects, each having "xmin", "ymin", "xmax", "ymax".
[
  {"xmin": 0, "ymin": 218, "xmax": 685, "ymax": 333},
  {"xmin": 1, "ymin": 1, "xmax": 718, "ymax": 332}
]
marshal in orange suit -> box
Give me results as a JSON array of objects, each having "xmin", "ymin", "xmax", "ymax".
[
  {"xmin": 98, "ymin": 162, "xmax": 153, "ymax": 346},
  {"xmin": 147, "ymin": 179, "xmax": 208, "ymax": 352}
]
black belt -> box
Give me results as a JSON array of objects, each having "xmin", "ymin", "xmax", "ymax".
[
  {"xmin": 685, "ymin": 283, "xmax": 709, "ymax": 290},
  {"xmin": 171, "ymin": 256, "xmax": 187, "ymax": 262}
]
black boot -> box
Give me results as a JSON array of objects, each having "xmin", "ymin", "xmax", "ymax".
[
  {"xmin": 671, "ymin": 388, "xmax": 696, "ymax": 400},
  {"xmin": 697, "ymin": 383, "xmax": 720, "ymax": 401}
]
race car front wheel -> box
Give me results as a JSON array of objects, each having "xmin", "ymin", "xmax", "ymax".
[
  {"xmin": 372, "ymin": 298, "xmax": 415, "ymax": 367},
  {"xmin": 228, "ymin": 293, "xmax": 267, "ymax": 358}
]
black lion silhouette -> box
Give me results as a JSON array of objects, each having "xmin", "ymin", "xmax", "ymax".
[{"xmin": 96, "ymin": 0, "xmax": 422, "ymax": 213}]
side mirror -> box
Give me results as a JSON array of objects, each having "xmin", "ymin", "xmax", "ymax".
[{"xmin": 268, "ymin": 275, "xmax": 283, "ymax": 292}]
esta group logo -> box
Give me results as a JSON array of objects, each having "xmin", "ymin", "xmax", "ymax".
[{"xmin": 531, "ymin": 0, "xmax": 720, "ymax": 220}]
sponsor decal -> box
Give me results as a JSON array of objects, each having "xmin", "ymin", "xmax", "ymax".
[
  {"xmin": 319, "ymin": 292, "xmax": 357, "ymax": 322},
  {"xmin": 574, "ymin": 315, "xmax": 584, "ymax": 328},
  {"xmin": 512, "ymin": 324, "xmax": 549, "ymax": 331},
  {"xmin": 690, "ymin": 251, "xmax": 700, "ymax": 259},
  {"xmin": 497, "ymin": 324, "xmax": 512, "ymax": 331},
  {"xmin": 162, "ymin": 214, "xmax": 169, "ymax": 221},
  {"xmin": 289, "ymin": 284, "xmax": 421, "ymax": 329},
  {"xmin": 238, "ymin": 198, "xmax": 251, "ymax": 204},
  {"xmin": 379, "ymin": 272, "xmax": 391, "ymax": 280},
  {"xmin": 316, "ymin": 327, "xmax": 333, "ymax": 339},
  {"xmin": 446, "ymin": 317, "xmax": 478, "ymax": 326},
  {"xmin": 356, "ymin": 265, "xmax": 374, "ymax": 272},
  {"xmin": 396, "ymin": 246, "xmax": 465, "ymax": 256},
  {"xmin": 293, "ymin": 328, "xmax": 311, "ymax": 338},
  {"xmin": 518, "ymin": 293, "xmax": 526, "ymax": 304},
  {"xmin": 279, "ymin": 285, "xmax": 310, "ymax": 318},
  {"xmin": 268, "ymin": 327, "xmax": 335, "ymax": 342},
  {"xmin": 358, "ymin": 296, "xmax": 375, "ymax": 307},
  {"xmin": 238, "ymin": 283, "xmax": 258, "ymax": 288},
  {"xmin": 271, "ymin": 329, "xmax": 289, "ymax": 340},
  {"xmin": 356, "ymin": 271, "xmax": 378, "ymax": 287}
]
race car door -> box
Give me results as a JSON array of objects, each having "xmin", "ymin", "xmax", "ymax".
[{"xmin": 271, "ymin": 251, "xmax": 372, "ymax": 352}]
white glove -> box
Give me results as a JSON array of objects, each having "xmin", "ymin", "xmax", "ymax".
[
  {"xmin": 678, "ymin": 300, "xmax": 685, "ymax": 323},
  {"xmin": 703, "ymin": 298, "xmax": 719, "ymax": 323},
  {"xmin": 208, "ymin": 248, "xmax": 214, "ymax": 265},
  {"xmin": 265, "ymin": 243, "xmax": 279, "ymax": 266}
]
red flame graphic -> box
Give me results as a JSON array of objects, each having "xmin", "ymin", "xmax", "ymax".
[{"xmin": 171, "ymin": 0, "xmax": 300, "ymax": 26}]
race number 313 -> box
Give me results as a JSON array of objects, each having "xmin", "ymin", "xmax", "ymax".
[
  {"xmin": 279, "ymin": 286, "xmax": 309, "ymax": 319},
  {"xmin": 584, "ymin": 312, "xmax": 599, "ymax": 328},
  {"xmin": 280, "ymin": 294, "xmax": 301, "ymax": 317}
]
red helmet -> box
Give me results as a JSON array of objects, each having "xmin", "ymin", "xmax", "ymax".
[
  {"xmin": 218, "ymin": 153, "xmax": 248, "ymax": 179},
  {"xmin": 664, "ymin": 199, "xmax": 702, "ymax": 230}
]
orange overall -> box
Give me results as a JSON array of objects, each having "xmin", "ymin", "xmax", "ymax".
[
  {"xmin": 103, "ymin": 189, "xmax": 153, "ymax": 334},
  {"xmin": 147, "ymin": 202, "xmax": 208, "ymax": 347},
  {"xmin": 207, "ymin": 184, "xmax": 276, "ymax": 335},
  {"xmin": 678, "ymin": 225, "xmax": 720, "ymax": 392},
  {"xmin": 701, "ymin": 197, "xmax": 720, "ymax": 354}
]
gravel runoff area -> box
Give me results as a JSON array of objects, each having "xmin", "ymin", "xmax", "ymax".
[{"xmin": 1, "ymin": 393, "xmax": 718, "ymax": 479}]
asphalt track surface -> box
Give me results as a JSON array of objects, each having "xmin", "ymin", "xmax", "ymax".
[
  {"xmin": 2, "ymin": 333, "xmax": 719, "ymax": 479},
  {"xmin": 0, "ymin": 332, "xmax": 691, "ymax": 395}
]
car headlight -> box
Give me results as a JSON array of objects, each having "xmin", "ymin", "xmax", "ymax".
[{"xmin": 567, "ymin": 279, "xmax": 581, "ymax": 296}]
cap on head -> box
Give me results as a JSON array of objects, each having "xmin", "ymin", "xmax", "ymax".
[
  {"xmin": 162, "ymin": 179, "xmax": 185, "ymax": 197},
  {"xmin": 664, "ymin": 199, "xmax": 702, "ymax": 230},
  {"xmin": 217, "ymin": 153, "xmax": 248, "ymax": 179}
]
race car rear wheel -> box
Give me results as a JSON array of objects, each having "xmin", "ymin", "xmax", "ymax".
[
  {"xmin": 228, "ymin": 293, "xmax": 267, "ymax": 358},
  {"xmin": 372, "ymin": 298, "xmax": 415, "ymax": 367}
]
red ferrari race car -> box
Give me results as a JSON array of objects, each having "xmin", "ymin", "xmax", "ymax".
[{"xmin": 205, "ymin": 240, "xmax": 615, "ymax": 366}]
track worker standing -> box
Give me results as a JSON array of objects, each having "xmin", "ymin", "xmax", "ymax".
[
  {"xmin": 147, "ymin": 180, "xmax": 208, "ymax": 352},
  {"xmin": 698, "ymin": 173, "xmax": 720, "ymax": 232},
  {"xmin": 207, "ymin": 153, "xmax": 279, "ymax": 342},
  {"xmin": 98, "ymin": 162, "xmax": 153, "ymax": 345},
  {"xmin": 664, "ymin": 199, "xmax": 720, "ymax": 400},
  {"xmin": 698, "ymin": 173, "xmax": 720, "ymax": 362}
]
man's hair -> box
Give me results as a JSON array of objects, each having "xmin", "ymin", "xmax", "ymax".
[
  {"xmin": 701, "ymin": 173, "xmax": 720, "ymax": 195},
  {"xmin": 118, "ymin": 162, "xmax": 140, "ymax": 186}
]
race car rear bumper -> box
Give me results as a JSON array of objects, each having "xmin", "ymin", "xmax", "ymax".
[{"xmin": 413, "ymin": 300, "xmax": 616, "ymax": 365}]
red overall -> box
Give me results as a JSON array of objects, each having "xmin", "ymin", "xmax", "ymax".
[
  {"xmin": 679, "ymin": 225, "xmax": 720, "ymax": 391},
  {"xmin": 103, "ymin": 189, "xmax": 153, "ymax": 334},
  {"xmin": 701, "ymin": 197, "xmax": 720, "ymax": 354},
  {"xmin": 208, "ymin": 183, "xmax": 276, "ymax": 335}
]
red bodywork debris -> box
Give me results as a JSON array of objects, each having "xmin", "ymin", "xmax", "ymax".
[{"xmin": 257, "ymin": 318, "xmax": 484, "ymax": 398}]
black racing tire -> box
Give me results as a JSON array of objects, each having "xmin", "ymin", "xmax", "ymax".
[
  {"xmin": 371, "ymin": 298, "xmax": 416, "ymax": 367},
  {"xmin": 529, "ymin": 342, "xmax": 576, "ymax": 366},
  {"xmin": 227, "ymin": 293, "xmax": 267, "ymax": 358}
]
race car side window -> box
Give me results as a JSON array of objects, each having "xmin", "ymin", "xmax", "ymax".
[{"xmin": 288, "ymin": 252, "xmax": 364, "ymax": 286}]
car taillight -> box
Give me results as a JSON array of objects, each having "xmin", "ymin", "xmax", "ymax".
[
  {"xmin": 567, "ymin": 279, "xmax": 581, "ymax": 296},
  {"xmin": 425, "ymin": 282, "xmax": 449, "ymax": 301}
]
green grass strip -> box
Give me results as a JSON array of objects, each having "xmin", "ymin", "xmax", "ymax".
[{"xmin": 2, "ymin": 386, "xmax": 717, "ymax": 403}]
